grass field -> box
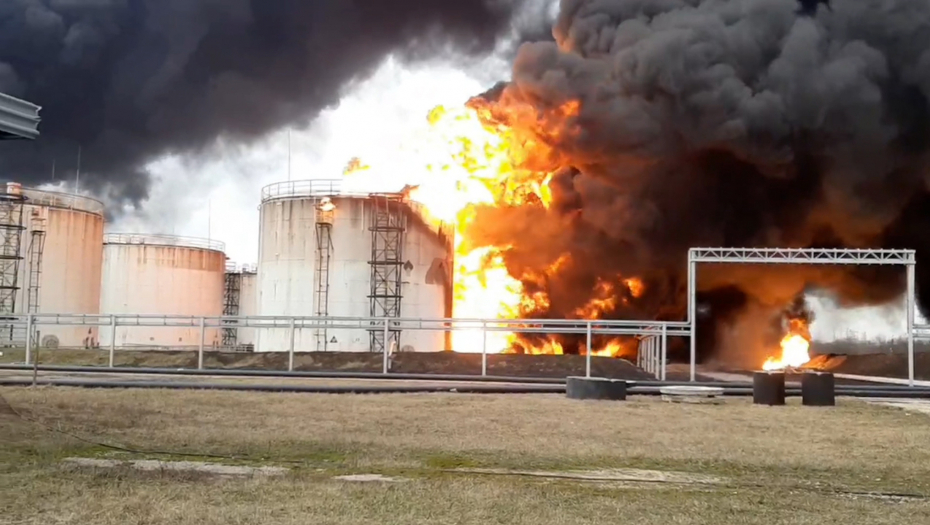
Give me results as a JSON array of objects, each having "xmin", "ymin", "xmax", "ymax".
[{"xmin": 3, "ymin": 388, "xmax": 930, "ymax": 524}]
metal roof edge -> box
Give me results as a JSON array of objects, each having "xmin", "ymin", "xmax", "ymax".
[{"xmin": 0, "ymin": 92, "xmax": 41, "ymax": 140}]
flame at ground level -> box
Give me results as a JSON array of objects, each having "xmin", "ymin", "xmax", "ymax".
[
  {"xmin": 762, "ymin": 334, "xmax": 811, "ymax": 371},
  {"xmin": 449, "ymin": 327, "xmax": 635, "ymax": 358}
]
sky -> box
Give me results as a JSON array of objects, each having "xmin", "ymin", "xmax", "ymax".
[{"xmin": 35, "ymin": 36, "xmax": 921, "ymax": 343}]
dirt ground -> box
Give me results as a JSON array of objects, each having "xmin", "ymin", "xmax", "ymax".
[{"xmin": 2, "ymin": 387, "xmax": 930, "ymax": 524}]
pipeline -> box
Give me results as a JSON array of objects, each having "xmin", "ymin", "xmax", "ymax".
[
  {"xmin": 0, "ymin": 378, "xmax": 566, "ymax": 394},
  {"xmin": 4, "ymin": 378, "xmax": 930, "ymax": 398},
  {"xmin": 1, "ymin": 364, "xmax": 929, "ymax": 392},
  {"xmin": 0, "ymin": 364, "xmax": 562, "ymax": 384}
]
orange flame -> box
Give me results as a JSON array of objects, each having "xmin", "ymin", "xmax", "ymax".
[
  {"xmin": 343, "ymin": 157, "xmax": 370, "ymax": 176},
  {"xmin": 343, "ymin": 97, "xmax": 645, "ymax": 356},
  {"xmin": 762, "ymin": 318, "xmax": 812, "ymax": 371}
]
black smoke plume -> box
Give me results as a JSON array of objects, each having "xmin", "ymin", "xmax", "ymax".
[
  {"xmin": 465, "ymin": 0, "xmax": 930, "ymax": 364},
  {"xmin": 0, "ymin": 0, "xmax": 548, "ymax": 203}
]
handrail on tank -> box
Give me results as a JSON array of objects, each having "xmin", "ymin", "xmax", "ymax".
[
  {"xmin": 19, "ymin": 186, "xmax": 105, "ymax": 215},
  {"xmin": 261, "ymin": 179, "xmax": 342, "ymax": 202},
  {"xmin": 104, "ymin": 233, "xmax": 226, "ymax": 253},
  {"xmin": 224, "ymin": 261, "xmax": 257, "ymax": 273},
  {"xmin": 258, "ymin": 178, "xmax": 454, "ymax": 246},
  {"xmin": 260, "ymin": 179, "xmax": 403, "ymax": 202}
]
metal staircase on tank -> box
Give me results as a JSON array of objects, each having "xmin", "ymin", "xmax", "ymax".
[
  {"xmin": 222, "ymin": 266, "xmax": 241, "ymax": 350},
  {"xmin": 25, "ymin": 211, "xmax": 46, "ymax": 349},
  {"xmin": 0, "ymin": 191, "xmax": 25, "ymax": 346},
  {"xmin": 314, "ymin": 198, "xmax": 335, "ymax": 351},
  {"xmin": 367, "ymin": 195, "xmax": 406, "ymax": 354}
]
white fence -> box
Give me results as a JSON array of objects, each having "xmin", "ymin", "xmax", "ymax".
[{"xmin": 6, "ymin": 314, "xmax": 688, "ymax": 378}]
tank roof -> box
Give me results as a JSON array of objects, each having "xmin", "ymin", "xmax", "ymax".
[
  {"xmin": 261, "ymin": 179, "xmax": 402, "ymax": 203},
  {"xmin": 104, "ymin": 233, "xmax": 225, "ymax": 253},
  {"xmin": 20, "ymin": 186, "xmax": 105, "ymax": 215}
]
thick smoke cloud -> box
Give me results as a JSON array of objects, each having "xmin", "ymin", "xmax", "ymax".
[
  {"xmin": 467, "ymin": 0, "xmax": 930, "ymax": 364},
  {"xmin": 0, "ymin": 0, "xmax": 548, "ymax": 203}
]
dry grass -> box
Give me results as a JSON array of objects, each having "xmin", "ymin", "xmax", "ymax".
[{"xmin": 3, "ymin": 388, "xmax": 930, "ymax": 524}]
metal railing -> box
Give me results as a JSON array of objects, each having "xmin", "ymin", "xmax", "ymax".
[
  {"xmin": 7, "ymin": 313, "xmax": 688, "ymax": 378},
  {"xmin": 636, "ymin": 330, "xmax": 667, "ymax": 380},
  {"xmin": 260, "ymin": 179, "xmax": 386, "ymax": 202},
  {"xmin": 225, "ymin": 261, "xmax": 257, "ymax": 273},
  {"xmin": 104, "ymin": 233, "xmax": 226, "ymax": 253},
  {"xmin": 259, "ymin": 179, "xmax": 454, "ymax": 245},
  {"xmin": 912, "ymin": 324, "xmax": 930, "ymax": 339},
  {"xmin": 21, "ymin": 187, "xmax": 105, "ymax": 215}
]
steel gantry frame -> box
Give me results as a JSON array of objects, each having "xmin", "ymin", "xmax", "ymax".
[
  {"xmin": 687, "ymin": 248, "xmax": 918, "ymax": 385},
  {"xmin": 222, "ymin": 270, "xmax": 241, "ymax": 348},
  {"xmin": 0, "ymin": 192, "xmax": 25, "ymax": 345}
]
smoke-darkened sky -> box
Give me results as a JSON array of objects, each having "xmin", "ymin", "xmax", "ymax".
[{"xmin": 0, "ymin": 0, "xmax": 550, "ymax": 203}]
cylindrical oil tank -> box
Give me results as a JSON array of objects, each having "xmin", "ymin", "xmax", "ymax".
[
  {"xmin": 256, "ymin": 180, "xmax": 453, "ymax": 353},
  {"xmin": 99, "ymin": 234, "xmax": 226, "ymax": 349},
  {"xmin": 15, "ymin": 185, "xmax": 105, "ymax": 348}
]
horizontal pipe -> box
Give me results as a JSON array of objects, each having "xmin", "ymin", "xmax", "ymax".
[
  {"xmin": 6, "ymin": 364, "xmax": 930, "ymax": 392},
  {"xmin": 0, "ymin": 364, "xmax": 564, "ymax": 384},
  {"xmin": 3, "ymin": 378, "xmax": 930, "ymax": 398},
  {"xmin": 5, "ymin": 367, "xmax": 930, "ymax": 395},
  {"xmin": 0, "ymin": 378, "xmax": 565, "ymax": 394},
  {"xmin": 0, "ymin": 313, "xmax": 686, "ymax": 326},
  {"xmin": 0, "ymin": 323, "xmax": 690, "ymax": 336},
  {"xmin": 833, "ymin": 373, "xmax": 930, "ymax": 387}
]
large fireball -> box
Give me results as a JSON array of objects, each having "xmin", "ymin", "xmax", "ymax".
[{"xmin": 344, "ymin": 98, "xmax": 640, "ymax": 358}]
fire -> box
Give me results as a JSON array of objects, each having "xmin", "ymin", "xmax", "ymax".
[
  {"xmin": 762, "ymin": 318, "xmax": 812, "ymax": 371},
  {"xmin": 318, "ymin": 197, "xmax": 335, "ymax": 212},
  {"xmin": 590, "ymin": 339, "xmax": 636, "ymax": 358},
  {"xmin": 343, "ymin": 157, "xmax": 370, "ymax": 175},
  {"xmin": 508, "ymin": 337, "xmax": 635, "ymax": 358},
  {"xmin": 573, "ymin": 277, "xmax": 645, "ymax": 320},
  {"xmin": 342, "ymin": 95, "xmax": 643, "ymax": 356}
]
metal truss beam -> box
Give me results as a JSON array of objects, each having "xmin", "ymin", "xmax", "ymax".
[
  {"xmin": 687, "ymin": 247, "xmax": 917, "ymax": 386},
  {"xmin": 0, "ymin": 92, "xmax": 41, "ymax": 140},
  {"xmin": 689, "ymin": 248, "xmax": 915, "ymax": 265}
]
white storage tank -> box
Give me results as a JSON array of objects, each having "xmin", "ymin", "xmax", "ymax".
[
  {"xmin": 256, "ymin": 179, "xmax": 453, "ymax": 353},
  {"xmin": 99, "ymin": 234, "xmax": 226, "ymax": 349},
  {"xmin": 13, "ymin": 185, "xmax": 105, "ymax": 348}
]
